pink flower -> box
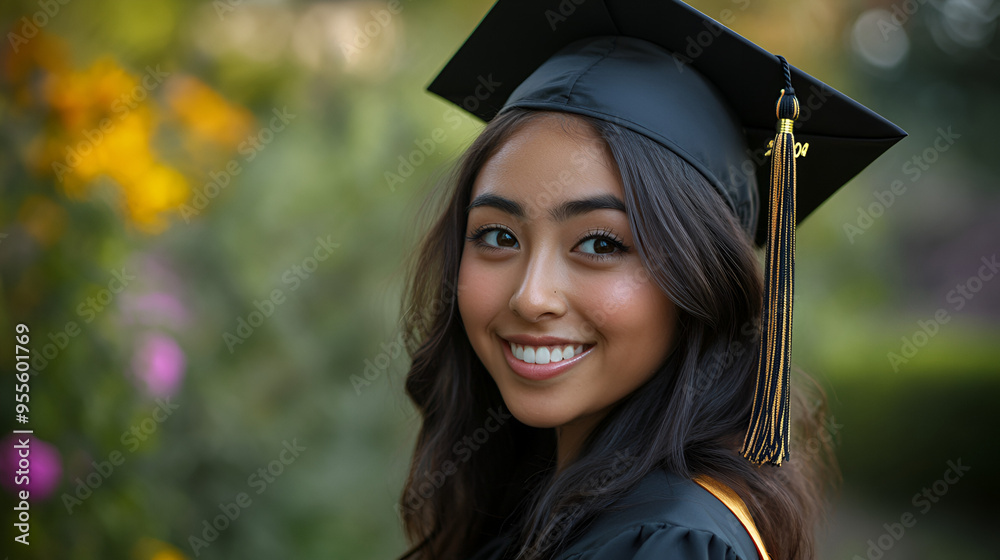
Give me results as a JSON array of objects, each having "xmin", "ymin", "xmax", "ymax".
[
  {"xmin": 132, "ymin": 332, "xmax": 186, "ymax": 398},
  {"xmin": 1, "ymin": 435, "xmax": 62, "ymax": 500}
]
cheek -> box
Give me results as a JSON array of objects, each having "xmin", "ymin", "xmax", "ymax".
[
  {"xmin": 457, "ymin": 256, "xmax": 504, "ymax": 336},
  {"xmin": 586, "ymin": 271, "xmax": 676, "ymax": 365}
]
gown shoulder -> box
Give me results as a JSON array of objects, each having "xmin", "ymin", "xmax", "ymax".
[{"xmin": 466, "ymin": 469, "xmax": 761, "ymax": 560}]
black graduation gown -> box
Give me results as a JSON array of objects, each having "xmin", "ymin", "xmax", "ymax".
[{"xmin": 467, "ymin": 469, "xmax": 762, "ymax": 560}]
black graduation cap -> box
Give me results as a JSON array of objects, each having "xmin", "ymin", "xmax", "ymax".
[{"xmin": 425, "ymin": 0, "xmax": 906, "ymax": 466}]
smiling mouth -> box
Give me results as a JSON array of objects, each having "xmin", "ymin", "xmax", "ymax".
[{"xmin": 506, "ymin": 340, "xmax": 592, "ymax": 365}]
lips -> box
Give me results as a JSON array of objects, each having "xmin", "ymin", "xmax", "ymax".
[{"xmin": 500, "ymin": 335, "xmax": 594, "ymax": 381}]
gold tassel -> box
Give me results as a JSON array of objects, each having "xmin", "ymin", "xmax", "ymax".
[{"xmin": 742, "ymin": 56, "xmax": 799, "ymax": 466}]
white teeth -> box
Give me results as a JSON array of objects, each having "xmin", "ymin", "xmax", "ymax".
[
  {"xmin": 536, "ymin": 347, "xmax": 550, "ymax": 365},
  {"xmin": 509, "ymin": 341, "xmax": 588, "ymax": 365},
  {"xmin": 523, "ymin": 346, "xmax": 536, "ymax": 364}
]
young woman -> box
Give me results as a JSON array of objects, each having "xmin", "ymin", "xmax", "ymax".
[{"xmin": 394, "ymin": 2, "xmax": 904, "ymax": 559}]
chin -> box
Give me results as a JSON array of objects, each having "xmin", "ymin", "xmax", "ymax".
[
  {"xmin": 507, "ymin": 409, "xmax": 566, "ymax": 429},
  {"xmin": 490, "ymin": 386, "xmax": 563, "ymax": 428}
]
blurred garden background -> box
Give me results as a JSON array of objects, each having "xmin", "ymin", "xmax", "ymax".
[{"xmin": 0, "ymin": 0, "xmax": 997, "ymax": 558}]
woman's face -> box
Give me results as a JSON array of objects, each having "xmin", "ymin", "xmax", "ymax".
[{"xmin": 457, "ymin": 113, "xmax": 678, "ymax": 438}]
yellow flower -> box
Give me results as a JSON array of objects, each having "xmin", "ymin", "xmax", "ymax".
[
  {"xmin": 20, "ymin": 36, "xmax": 253, "ymax": 233},
  {"xmin": 43, "ymin": 56, "xmax": 139, "ymax": 133},
  {"xmin": 118, "ymin": 163, "xmax": 190, "ymax": 234},
  {"xmin": 132, "ymin": 537, "xmax": 189, "ymax": 560},
  {"xmin": 33, "ymin": 56, "xmax": 191, "ymax": 231},
  {"xmin": 166, "ymin": 75, "xmax": 255, "ymax": 151}
]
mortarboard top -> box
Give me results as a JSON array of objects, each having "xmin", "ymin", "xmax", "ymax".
[
  {"xmin": 425, "ymin": 0, "xmax": 907, "ymax": 466},
  {"xmin": 426, "ymin": 0, "xmax": 906, "ymax": 245}
]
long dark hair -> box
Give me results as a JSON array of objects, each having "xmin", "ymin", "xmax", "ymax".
[{"xmin": 396, "ymin": 108, "xmax": 836, "ymax": 560}]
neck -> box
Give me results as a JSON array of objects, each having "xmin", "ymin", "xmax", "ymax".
[{"xmin": 554, "ymin": 409, "xmax": 609, "ymax": 474}]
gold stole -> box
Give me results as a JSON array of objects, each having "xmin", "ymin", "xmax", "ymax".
[{"xmin": 693, "ymin": 475, "xmax": 770, "ymax": 560}]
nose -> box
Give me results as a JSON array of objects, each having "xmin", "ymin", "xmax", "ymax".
[{"xmin": 509, "ymin": 247, "xmax": 567, "ymax": 322}]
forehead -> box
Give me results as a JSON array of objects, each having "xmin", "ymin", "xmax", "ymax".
[{"xmin": 470, "ymin": 114, "xmax": 624, "ymax": 205}]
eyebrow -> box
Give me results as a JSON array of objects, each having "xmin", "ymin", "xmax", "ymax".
[{"xmin": 465, "ymin": 193, "xmax": 626, "ymax": 221}]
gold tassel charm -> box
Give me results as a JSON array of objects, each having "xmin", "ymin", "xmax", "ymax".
[{"xmin": 742, "ymin": 56, "xmax": 799, "ymax": 466}]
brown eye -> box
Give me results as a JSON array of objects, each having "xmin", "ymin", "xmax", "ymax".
[
  {"xmin": 577, "ymin": 237, "xmax": 619, "ymax": 255},
  {"xmin": 477, "ymin": 228, "xmax": 519, "ymax": 249},
  {"xmin": 497, "ymin": 230, "xmax": 517, "ymax": 247}
]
